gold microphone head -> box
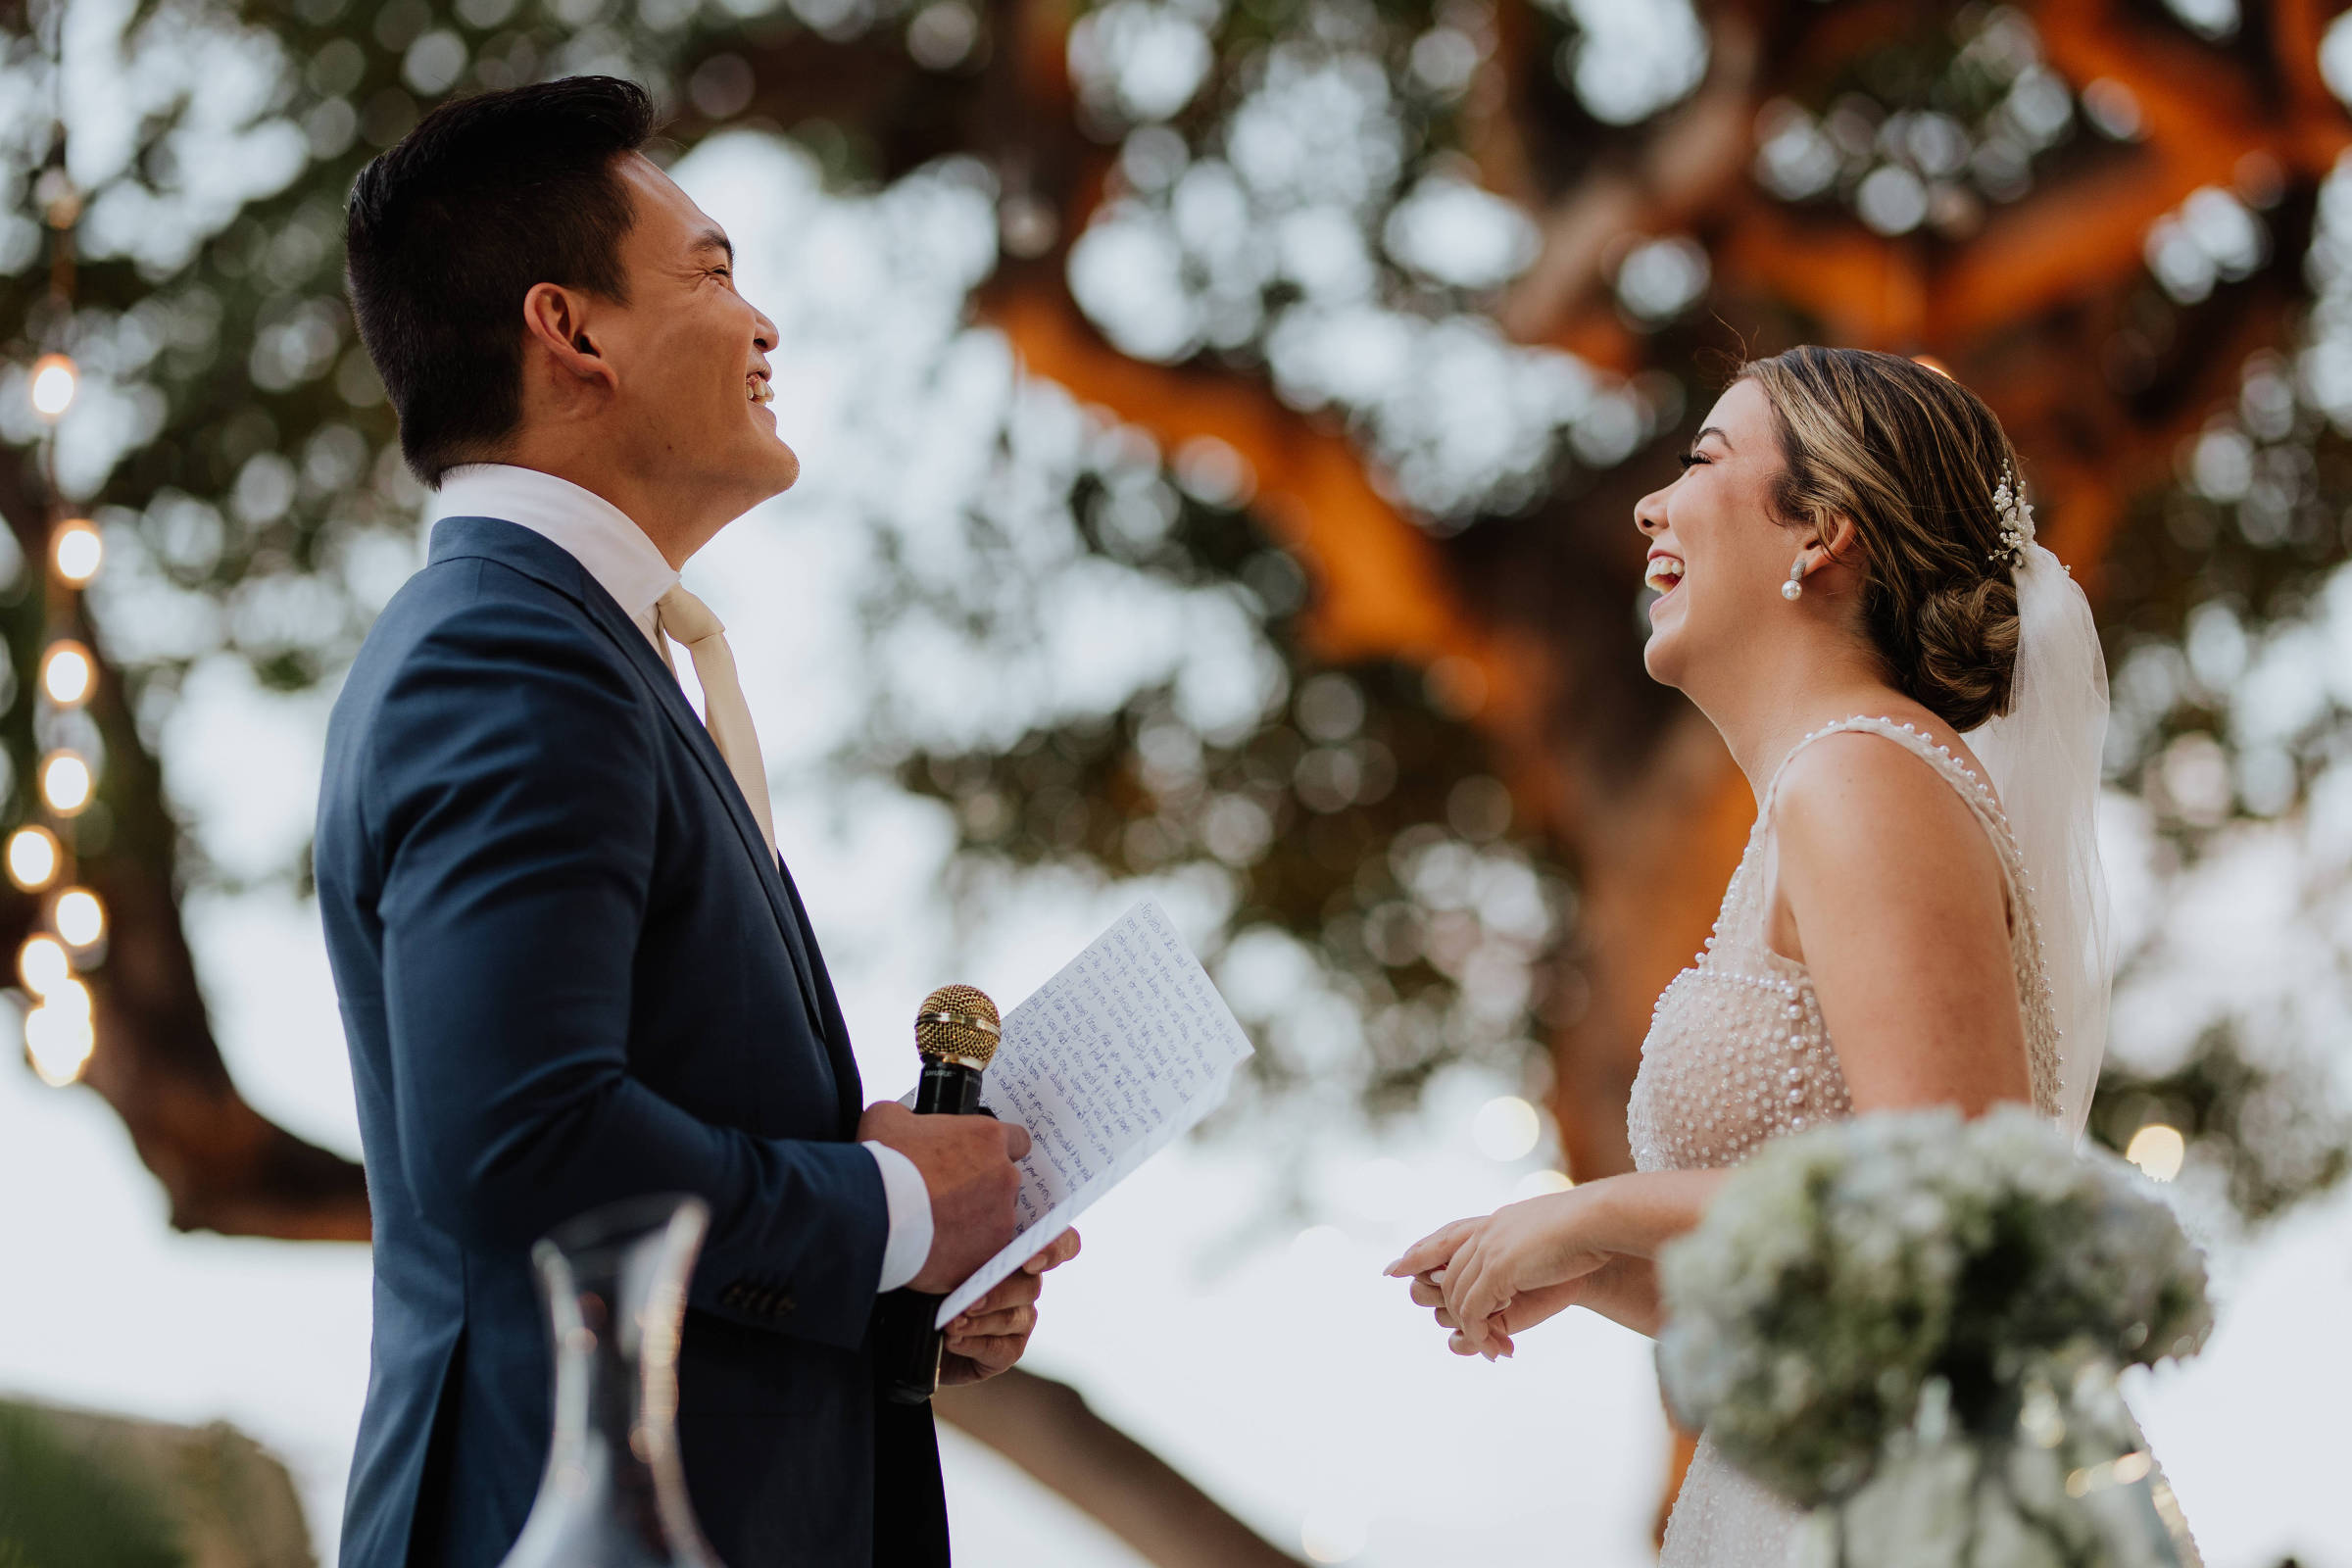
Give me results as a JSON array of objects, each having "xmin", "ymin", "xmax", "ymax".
[{"xmin": 914, "ymin": 984, "xmax": 1001, "ymax": 1069}]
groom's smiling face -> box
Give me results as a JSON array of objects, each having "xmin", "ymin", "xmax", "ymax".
[{"xmin": 591, "ymin": 154, "xmax": 799, "ymax": 506}]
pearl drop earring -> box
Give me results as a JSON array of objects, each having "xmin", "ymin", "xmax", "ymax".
[{"xmin": 1781, "ymin": 556, "xmax": 1807, "ymax": 602}]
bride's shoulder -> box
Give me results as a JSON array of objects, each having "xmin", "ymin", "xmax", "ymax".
[{"xmin": 1769, "ymin": 723, "xmax": 1999, "ymax": 887}]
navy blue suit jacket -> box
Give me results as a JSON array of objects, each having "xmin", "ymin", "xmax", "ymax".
[{"xmin": 316, "ymin": 516, "xmax": 947, "ymax": 1566}]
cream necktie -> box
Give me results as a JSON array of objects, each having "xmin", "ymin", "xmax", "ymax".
[{"xmin": 656, "ymin": 583, "xmax": 777, "ymax": 860}]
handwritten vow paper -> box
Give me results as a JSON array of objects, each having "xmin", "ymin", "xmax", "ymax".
[{"xmin": 933, "ymin": 901, "xmax": 1254, "ymax": 1326}]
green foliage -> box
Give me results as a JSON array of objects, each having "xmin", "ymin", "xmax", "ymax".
[
  {"xmin": 2091, "ymin": 1026, "xmax": 2352, "ymax": 1223},
  {"xmin": 0, "ymin": 1405, "xmax": 184, "ymax": 1568},
  {"xmin": 866, "ymin": 424, "xmax": 1571, "ymax": 1121},
  {"xmin": 2098, "ymin": 348, "xmax": 2352, "ymax": 832},
  {"xmin": 900, "ymin": 660, "xmax": 1569, "ymax": 1119},
  {"xmin": 0, "ymin": 0, "xmax": 2342, "ymax": 1229}
]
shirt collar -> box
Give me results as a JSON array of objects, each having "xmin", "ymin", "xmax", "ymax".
[{"xmin": 432, "ymin": 464, "xmax": 680, "ymax": 624}]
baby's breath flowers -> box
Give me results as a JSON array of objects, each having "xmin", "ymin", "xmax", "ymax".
[{"xmin": 1656, "ymin": 1105, "xmax": 2211, "ymax": 1514}]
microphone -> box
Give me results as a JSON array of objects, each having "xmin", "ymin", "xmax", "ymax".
[{"xmin": 878, "ymin": 984, "xmax": 1002, "ymax": 1405}]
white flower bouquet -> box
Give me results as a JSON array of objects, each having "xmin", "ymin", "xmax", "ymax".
[{"xmin": 1657, "ymin": 1105, "xmax": 2211, "ymax": 1566}]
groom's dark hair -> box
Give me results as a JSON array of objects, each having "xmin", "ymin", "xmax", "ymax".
[{"xmin": 345, "ymin": 76, "xmax": 657, "ymax": 486}]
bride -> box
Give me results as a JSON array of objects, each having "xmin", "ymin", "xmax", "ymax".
[{"xmin": 1388, "ymin": 346, "xmax": 2115, "ymax": 1564}]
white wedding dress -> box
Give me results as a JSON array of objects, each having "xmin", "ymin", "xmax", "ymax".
[{"xmin": 1626, "ymin": 715, "xmax": 2065, "ymax": 1566}]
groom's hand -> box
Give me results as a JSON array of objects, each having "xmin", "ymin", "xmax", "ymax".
[
  {"xmin": 858, "ymin": 1101, "xmax": 1030, "ymax": 1295},
  {"xmin": 939, "ymin": 1228, "xmax": 1083, "ymax": 1386}
]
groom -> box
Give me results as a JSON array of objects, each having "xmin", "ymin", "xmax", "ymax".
[{"xmin": 318, "ymin": 76, "xmax": 1077, "ymax": 1566}]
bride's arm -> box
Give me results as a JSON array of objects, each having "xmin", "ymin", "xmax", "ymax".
[
  {"xmin": 1773, "ymin": 732, "xmax": 2033, "ymax": 1113},
  {"xmin": 1389, "ymin": 1168, "xmax": 1724, "ymax": 1348},
  {"xmin": 1392, "ymin": 737, "xmax": 2035, "ymax": 1353}
]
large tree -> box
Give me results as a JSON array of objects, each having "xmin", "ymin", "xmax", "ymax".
[{"xmin": 4, "ymin": 0, "xmax": 2350, "ymax": 1557}]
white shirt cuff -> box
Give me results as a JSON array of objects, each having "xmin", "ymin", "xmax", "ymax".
[{"xmin": 863, "ymin": 1141, "xmax": 935, "ymax": 1295}]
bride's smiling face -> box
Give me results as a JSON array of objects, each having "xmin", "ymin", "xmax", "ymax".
[{"xmin": 1634, "ymin": 377, "xmax": 1801, "ymax": 691}]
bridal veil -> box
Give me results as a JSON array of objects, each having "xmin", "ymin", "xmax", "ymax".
[{"xmin": 1965, "ymin": 528, "xmax": 2114, "ymax": 1139}]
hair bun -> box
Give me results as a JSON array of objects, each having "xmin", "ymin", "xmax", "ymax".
[
  {"xmin": 1911, "ymin": 573, "xmax": 2020, "ymax": 732},
  {"xmin": 1740, "ymin": 347, "xmax": 2030, "ymax": 735}
]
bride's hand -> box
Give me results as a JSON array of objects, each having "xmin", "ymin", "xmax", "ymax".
[
  {"xmin": 1386, "ymin": 1192, "xmax": 1613, "ymax": 1356},
  {"xmin": 1407, "ymin": 1271, "xmax": 1591, "ymax": 1357}
]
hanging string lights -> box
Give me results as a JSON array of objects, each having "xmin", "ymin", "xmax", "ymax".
[
  {"xmin": 16, "ymin": 398, "xmax": 108, "ymax": 1086},
  {"xmin": 14, "ymin": 71, "xmax": 108, "ymax": 1091}
]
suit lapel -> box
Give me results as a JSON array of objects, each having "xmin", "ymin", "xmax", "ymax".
[
  {"xmin": 576, "ymin": 581, "xmax": 839, "ymax": 1053},
  {"xmin": 577, "ymin": 575, "xmax": 826, "ymax": 1008},
  {"xmin": 774, "ymin": 857, "xmax": 866, "ymax": 1135},
  {"xmin": 429, "ymin": 518, "xmax": 838, "ymax": 1067}
]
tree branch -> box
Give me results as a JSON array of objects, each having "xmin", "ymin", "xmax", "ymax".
[
  {"xmin": 972, "ymin": 273, "xmax": 1737, "ymax": 1179},
  {"xmin": 1495, "ymin": 12, "xmax": 1762, "ymax": 348},
  {"xmin": 936, "ymin": 1370, "xmax": 1303, "ymax": 1568}
]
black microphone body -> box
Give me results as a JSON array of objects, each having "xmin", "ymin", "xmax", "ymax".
[
  {"xmin": 913, "ymin": 1057, "xmax": 988, "ymax": 1118},
  {"xmin": 878, "ymin": 987, "xmax": 1002, "ymax": 1405}
]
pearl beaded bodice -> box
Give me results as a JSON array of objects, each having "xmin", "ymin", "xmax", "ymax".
[{"xmin": 1627, "ymin": 716, "xmax": 2063, "ymax": 1176}]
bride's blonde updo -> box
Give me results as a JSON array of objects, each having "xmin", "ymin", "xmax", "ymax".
[{"xmin": 1740, "ymin": 346, "xmax": 2024, "ymax": 732}]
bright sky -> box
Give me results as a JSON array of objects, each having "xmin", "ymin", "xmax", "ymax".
[{"xmin": 2, "ymin": 129, "xmax": 2349, "ymax": 1568}]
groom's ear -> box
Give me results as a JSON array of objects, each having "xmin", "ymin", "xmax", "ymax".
[{"xmin": 519, "ymin": 281, "xmax": 619, "ymax": 399}]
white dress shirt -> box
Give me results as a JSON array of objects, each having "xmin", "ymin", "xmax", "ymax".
[{"xmin": 432, "ymin": 464, "xmax": 934, "ymax": 1295}]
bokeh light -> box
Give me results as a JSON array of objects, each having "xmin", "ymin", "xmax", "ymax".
[
  {"xmin": 1511, "ymin": 1167, "xmax": 1576, "ymax": 1200},
  {"xmin": 28, "ymin": 353, "xmax": 78, "ymax": 418},
  {"xmin": 54, "ymin": 889, "xmax": 106, "ymax": 950},
  {"xmin": 1471, "ymin": 1094, "xmax": 1541, "ymax": 1161},
  {"xmin": 40, "ymin": 753, "xmax": 93, "ymax": 815},
  {"xmin": 6, "ymin": 826, "xmax": 60, "ymax": 891},
  {"xmin": 18, "ymin": 935, "xmax": 72, "ymax": 998},
  {"xmin": 52, "ymin": 521, "xmax": 104, "ymax": 585},
  {"xmin": 41, "ymin": 642, "xmax": 94, "ymax": 707},
  {"xmin": 1616, "ymin": 235, "xmax": 1712, "ymax": 324},
  {"xmin": 2126, "ymin": 1122, "xmax": 2187, "ymax": 1183},
  {"xmin": 24, "ymin": 981, "xmax": 96, "ymax": 1088}
]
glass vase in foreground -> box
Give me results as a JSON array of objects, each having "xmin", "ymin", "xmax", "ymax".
[{"xmin": 498, "ymin": 1193, "xmax": 724, "ymax": 1568}]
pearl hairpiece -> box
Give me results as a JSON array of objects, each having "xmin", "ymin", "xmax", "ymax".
[{"xmin": 1989, "ymin": 462, "xmax": 2034, "ymax": 569}]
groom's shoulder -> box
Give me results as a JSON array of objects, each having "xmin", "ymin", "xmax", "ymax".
[
  {"xmin": 363, "ymin": 525, "xmax": 601, "ymax": 662},
  {"xmin": 321, "ymin": 543, "xmax": 649, "ymax": 845},
  {"xmin": 341, "ymin": 536, "xmax": 628, "ymax": 726},
  {"xmin": 388, "ymin": 515, "xmax": 583, "ymax": 612}
]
